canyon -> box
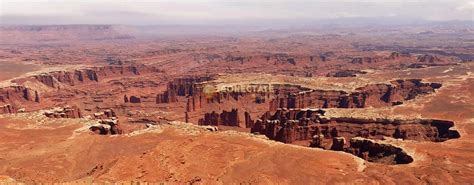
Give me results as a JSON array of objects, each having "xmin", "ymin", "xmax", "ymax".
[{"xmin": 0, "ymin": 24, "xmax": 473, "ymax": 184}]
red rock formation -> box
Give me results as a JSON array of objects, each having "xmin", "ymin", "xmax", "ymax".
[
  {"xmin": 156, "ymin": 90, "xmax": 177, "ymax": 104},
  {"xmin": 0, "ymin": 86, "xmax": 40, "ymax": 107},
  {"xmin": 309, "ymin": 134, "xmax": 325, "ymax": 148},
  {"xmin": 20, "ymin": 65, "xmax": 160, "ymax": 88},
  {"xmin": 388, "ymin": 52, "xmax": 400, "ymax": 60},
  {"xmin": 250, "ymin": 108, "xmax": 459, "ymax": 144},
  {"xmin": 129, "ymin": 96, "xmax": 141, "ymax": 103},
  {"xmin": 167, "ymin": 77, "xmax": 213, "ymax": 97},
  {"xmin": 35, "ymin": 74, "xmax": 56, "ymax": 87},
  {"xmin": 156, "ymin": 77, "xmax": 213, "ymax": 105},
  {"xmin": 269, "ymin": 79, "xmax": 441, "ymax": 110},
  {"xmin": 417, "ymin": 54, "xmax": 442, "ymax": 63},
  {"xmin": 198, "ymin": 108, "xmax": 241, "ymax": 127},
  {"xmin": 330, "ymin": 137, "xmax": 345, "ymax": 151},
  {"xmin": 345, "ymin": 137, "xmax": 414, "ymax": 164},
  {"xmin": 0, "ymin": 104, "xmax": 17, "ymax": 114},
  {"xmin": 351, "ymin": 57, "xmax": 377, "ymax": 64},
  {"xmin": 89, "ymin": 119, "xmax": 123, "ymax": 135},
  {"xmin": 44, "ymin": 106, "xmax": 82, "ymax": 118},
  {"xmin": 93, "ymin": 109, "xmax": 117, "ymax": 119},
  {"xmin": 124, "ymin": 95, "xmax": 129, "ymax": 103},
  {"xmin": 244, "ymin": 111, "xmax": 253, "ymax": 128}
]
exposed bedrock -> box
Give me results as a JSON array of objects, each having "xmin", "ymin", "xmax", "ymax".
[
  {"xmin": 155, "ymin": 77, "xmax": 440, "ymax": 119},
  {"xmin": 250, "ymin": 109, "xmax": 459, "ymax": 144},
  {"xmin": 346, "ymin": 137, "xmax": 414, "ymax": 164},
  {"xmin": 16, "ymin": 64, "xmax": 160, "ymax": 88},
  {"xmin": 0, "ymin": 104, "xmax": 16, "ymax": 114},
  {"xmin": 89, "ymin": 118, "xmax": 123, "ymax": 135},
  {"xmin": 173, "ymin": 78, "xmax": 441, "ymax": 115},
  {"xmin": 156, "ymin": 90, "xmax": 177, "ymax": 104},
  {"xmin": 198, "ymin": 108, "xmax": 242, "ymax": 127},
  {"xmin": 167, "ymin": 76, "xmax": 214, "ymax": 96},
  {"xmin": 183, "ymin": 83, "xmax": 307, "ymax": 113},
  {"xmin": 351, "ymin": 57, "xmax": 378, "ymax": 64},
  {"xmin": 0, "ymin": 86, "xmax": 40, "ymax": 113},
  {"xmin": 129, "ymin": 96, "xmax": 141, "ymax": 103},
  {"xmin": 417, "ymin": 54, "xmax": 442, "ymax": 63},
  {"xmin": 269, "ymin": 79, "xmax": 442, "ymax": 110},
  {"xmin": 156, "ymin": 76, "xmax": 213, "ymax": 104},
  {"xmin": 93, "ymin": 109, "xmax": 117, "ymax": 119},
  {"xmin": 248, "ymin": 109, "xmax": 458, "ymax": 164},
  {"xmin": 43, "ymin": 106, "xmax": 82, "ymax": 118}
]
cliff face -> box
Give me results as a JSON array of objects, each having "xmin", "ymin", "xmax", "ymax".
[
  {"xmin": 89, "ymin": 119, "xmax": 123, "ymax": 135},
  {"xmin": 24, "ymin": 65, "xmax": 157, "ymax": 88},
  {"xmin": 269, "ymin": 79, "xmax": 441, "ymax": 110},
  {"xmin": 250, "ymin": 109, "xmax": 459, "ymax": 144},
  {"xmin": 0, "ymin": 64, "xmax": 161, "ymax": 114},
  {"xmin": 198, "ymin": 109, "xmax": 241, "ymax": 127},
  {"xmin": 0, "ymin": 86, "xmax": 40, "ymax": 113},
  {"xmin": 156, "ymin": 77, "xmax": 213, "ymax": 104},
  {"xmin": 44, "ymin": 106, "xmax": 82, "ymax": 119},
  {"xmin": 346, "ymin": 137, "xmax": 414, "ymax": 164},
  {"xmin": 0, "ymin": 104, "xmax": 16, "ymax": 114},
  {"xmin": 247, "ymin": 108, "xmax": 459, "ymax": 164},
  {"xmin": 351, "ymin": 57, "xmax": 378, "ymax": 64}
]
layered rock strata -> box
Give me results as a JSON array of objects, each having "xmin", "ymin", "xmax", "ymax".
[
  {"xmin": 250, "ymin": 108, "xmax": 459, "ymax": 144},
  {"xmin": 44, "ymin": 106, "xmax": 82, "ymax": 118}
]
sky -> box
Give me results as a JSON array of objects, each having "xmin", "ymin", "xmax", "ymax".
[{"xmin": 0, "ymin": 0, "xmax": 473, "ymax": 25}]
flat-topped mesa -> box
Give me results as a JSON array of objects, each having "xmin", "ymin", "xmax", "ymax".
[
  {"xmin": 250, "ymin": 108, "xmax": 459, "ymax": 144},
  {"xmin": 346, "ymin": 137, "xmax": 414, "ymax": 164},
  {"xmin": 269, "ymin": 79, "xmax": 442, "ymax": 110},
  {"xmin": 184, "ymin": 83, "xmax": 309, "ymax": 112},
  {"xmin": 43, "ymin": 106, "xmax": 82, "ymax": 118},
  {"xmin": 15, "ymin": 64, "xmax": 159, "ymax": 88},
  {"xmin": 249, "ymin": 109, "xmax": 457, "ymax": 164},
  {"xmin": 198, "ymin": 108, "xmax": 242, "ymax": 127}
]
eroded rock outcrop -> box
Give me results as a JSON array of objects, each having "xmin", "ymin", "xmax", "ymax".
[
  {"xmin": 156, "ymin": 90, "xmax": 177, "ymax": 104},
  {"xmin": 417, "ymin": 54, "xmax": 442, "ymax": 63},
  {"xmin": 250, "ymin": 108, "xmax": 459, "ymax": 144},
  {"xmin": 129, "ymin": 96, "xmax": 141, "ymax": 103},
  {"xmin": 0, "ymin": 86, "xmax": 40, "ymax": 104},
  {"xmin": 351, "ymin": 57, "xmax": 377, "ymax": 64},
  {"xmin": 0, "ymin": 86, "xmax": 40, "ymax": 114},
  {"xmin": 17, "ymin": 65, "xmax": 159, "ymax": 88},
  {"xmin": 156, "ymin": 76, "xmax": 213, "ymax": 105},
  {"xmin": 44, "ymin": 106, "xmax": 82, "ymax": 118},
  {"xmin": 269, "ymin": 79, "xmax": 441, "ymax": 110},
  {"xmin": 198, "ymin": 108, "xmax": 241, "ymax": 127},
  {"xmin": 89, "ymin": 118, "xmax": 123, "ymax": 135},
  {"xmin": 345, "ymin": 137, "xmax": 413, "ymax": 164},
  {"xmin": 0, "ymin": 104, "xmax": 16, "ymax": 114},
  {"xmin": 93, "ymin": 109, "xmax": 117, "ymax": 119},
  {"xmin": 248, "ymin": 108, "xmax": 457, "ymax": 164}
]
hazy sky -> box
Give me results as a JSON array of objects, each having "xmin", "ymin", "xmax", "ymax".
[{"xmin": 1, "ymin": 0, "xmax": 473, "ymax": 25}]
